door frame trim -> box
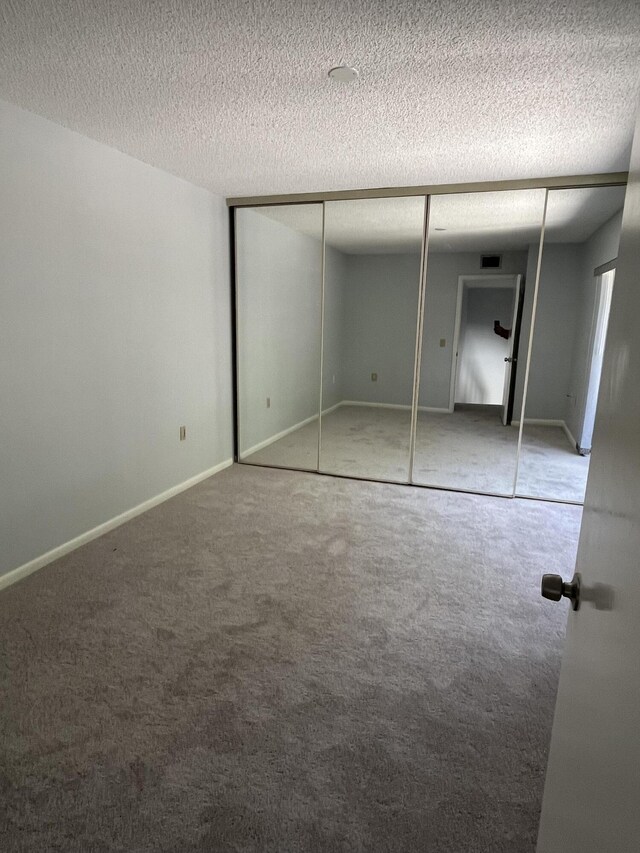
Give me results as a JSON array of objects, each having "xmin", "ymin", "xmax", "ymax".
[
  {"xmin": 450, "ymin": 274, "xmax": 521, "ymax": 413},
  {"xmin": 227, "ymin": 172, "xmax": 627, "ymax": 208}
]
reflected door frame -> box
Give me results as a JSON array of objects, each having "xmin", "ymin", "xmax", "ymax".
[
  {"xmin": 449, "ymin": 274, "xmax": 522, "ymax": 418},
  {"xmin": 578, "ymin": 267, "xmax": 615, "ymax": 453}
]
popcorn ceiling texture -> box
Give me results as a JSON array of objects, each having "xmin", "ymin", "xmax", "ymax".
[{"xmin": 0, "ymin": 0, "xmax": 639, "ymax": 197}]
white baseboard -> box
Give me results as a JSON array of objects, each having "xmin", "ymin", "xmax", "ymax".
[
  {"xmin": 0, "ymin": 458, "xmax": 234, "ymax": 593},
  {"xmin": 322, "ymin": 402, "xmax": 342, "ymax": 416},
  {"xmin": 340, "ymin": 400, "xmax": 411, "ymax": 410},
  {"xmin": 340, "ymin": 401, "xmax": 450, "ymax": 413},
  {"xmin": 512, "ymin": 418, "xmax": 578, "ymax": 448},
  {"xmin": 241, "ymin": 402, "xmax": 347, "ymax": 458},
  {"xmin": 241, "ymin": 412, "xmax": 320, "ymax": 458},
  {"xmin": 242, "ymin": 399, "xmax": 453, "ymax": 459},
  {"xmin": 562, "ymin": 421, "xmax": 578, "ymax": 449}
]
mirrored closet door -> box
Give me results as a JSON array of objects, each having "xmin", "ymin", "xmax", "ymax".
[
  {"xmin": 234, "ymin": 179, "xmax": 626, "ymax": 505},
  {"xmin": 236, "ymin": 203, "xmax": 323, "ymax": 471},
  {"xmin": 319, "ymin": 196, "xmax": 425, "ymax": 482},
  {"xmin": 516, "ymin": 185, "xmax": 626, "ymax": 502},
  {"xmin": 413, "ymin": 189, "xmax": 547, "ymax": 496}
]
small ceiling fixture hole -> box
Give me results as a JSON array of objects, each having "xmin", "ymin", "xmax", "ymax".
[{"xmin": 328, "ymin": 65, "xmax": 359, "ymax": 83}]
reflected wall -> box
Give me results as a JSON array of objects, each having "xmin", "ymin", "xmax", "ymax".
[
  {"xmin": 236, "ymin": 204, "xmax": 323, "ymax": 470},
  {"xmin": 413, "ymin": 190, "xmax": 547, "ymax": 495},
  {"xmin": 234, "ymin": 181, "xmax": 626, "ymax": 505},
  {"xmin": 320, "ymin": 197, "xmax": 425, "ymax": 482},
  {"xmin": 516, "ymin": 186, "xmax": 626, "ymax": 502}
]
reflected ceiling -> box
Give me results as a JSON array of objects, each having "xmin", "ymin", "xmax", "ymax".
[{"xmin": 253, "ymin": 186, "xmax": 626, "ymax": 254}]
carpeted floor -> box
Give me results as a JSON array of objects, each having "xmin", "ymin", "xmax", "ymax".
[
  {"xmin": 243, "ymin": 405, "xmax": 590, "ymax": 500},
  {"xmin": 0, "ymin": 464, "xmax": 581, "ymax": 852},
  {"xmin": 517, "ymin": 425, "xmax": 589, "ymax": 503}
]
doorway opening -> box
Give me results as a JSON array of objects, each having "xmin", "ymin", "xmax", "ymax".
[
  {"xmin": 578, "ymin": 267, "xmax": 615, "ymax": 454},
  {"xmin": 450, "ymin": 275, "xmax": 523, "ymax": 426}
]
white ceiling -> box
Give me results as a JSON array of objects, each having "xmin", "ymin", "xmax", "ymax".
[
  {"xmin": 255, "ymin": 186, "xmax": 626, "ymax": 253},
  {"xmin": 0, "ymin": 1, "xmax": 639, "ymax": 198}
]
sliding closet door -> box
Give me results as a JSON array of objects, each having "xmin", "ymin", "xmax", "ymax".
[
  {"xmin": 413, "ymin": 189, "xmax": 547, "ymax": 496},
  {"xmin": 516, "ymin": 185, "xmax": 626, "ymax": 502},
  {"xmin": 236, "ymin": 204, "xmax": 323, "ymax": 471},
  {"xmin": 319, "ymin": 197, "xmax": 425, "ymax": 482}
]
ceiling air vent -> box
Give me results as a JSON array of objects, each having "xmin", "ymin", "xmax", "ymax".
[{"xmin": 481, "ymin": 254, "xmax": 502, "ymax": 269}]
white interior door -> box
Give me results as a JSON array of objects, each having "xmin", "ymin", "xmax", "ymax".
[
  {"xmin": 579, "ymin": 269, "xmax": 615, "ymax": 452},
  {"xmin": 536, "ymin": 115, "xmax": 640, "ymax": 851},
  {"xmin": 453, "ymin": 277, "xmax": 517, "ymax": 409},
  {"xmin": 501, "ymin": 274, "xmax": 521, "ymax": 425}
]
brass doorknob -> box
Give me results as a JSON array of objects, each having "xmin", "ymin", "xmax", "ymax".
[{"xmin": 541, "ymin": 573, "xmax": 581, "ymax": 611}]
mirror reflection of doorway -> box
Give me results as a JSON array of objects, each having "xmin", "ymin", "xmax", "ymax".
[
  {"xmin": 412, "ymin": 188, "xmax": 546, "ymax": 496},
  {"xmin": 578, "ymin": 268, "xmax": 615, "ymax": 455},
  {"xmin": 234, "ymin": 183, "xmax": 625, "ymax": 505},
  {"xmin": 451, "ymin": 276, "xmax": 522, "ymax": 426},
  {"xmin": 515, "ymin": 185, "xmax": 625, "ymax": 503}
]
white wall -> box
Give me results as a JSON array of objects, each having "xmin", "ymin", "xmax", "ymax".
[
  {"xmin": 236, "ymin": 209, "xmax": 322, "ymax": 454},
  {"xmin": 517, "ymin": 244, "xmax": 583, "ymax": 422},
  {"xmin": 322, "ymin": 245, "xmax": 348, "ymax": 410},
  {"xmin": 420, "ymin": 252, "xmax": 529, "ymax": 409},
  {"xmin": 456, "ymin": 285, "xmax": 514, "ymax": 405},
  {"xmin": 0, "ymin": 99, "xmax": 233, "ymax": 580},
  {"xmin": 339, "ymin": 253, "xmax": 421, "ymax": 405},
  {"xmin": 320, "ymin": 250, "xmax": 528, "ymax": 411},
  {"xmin": 515, "ymin": 211, "xmax": 623, "ymax": 435}
]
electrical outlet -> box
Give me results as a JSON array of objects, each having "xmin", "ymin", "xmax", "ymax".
[
  {"xmin": 371, "ymin": 372, "xmax": 378, "ymax": 382},
  {"xmin": 266, "ymin": 397, "xmax": 271, "ymax": 408},
  {"xmin": 440, "ymin": 338, "xmax": 446, "ymax": 348},
  {"xmin": 179, "ymin": 426, "xmax": 186, "ymax": 441},
  {"xmin": 332, "ymin": 375, "xmax": 336, "ymax": 384}
]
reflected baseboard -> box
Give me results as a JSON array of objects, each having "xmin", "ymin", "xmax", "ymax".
[
  {"xmin": 240, "ymin": 402, "xmax": 342, "ymax": 459},
  {"xmin": 341, "ymin": 400, "xmax": 450, "ymax": 413},
  {"xmin": 512, "ymin": 417, "xmax": 577, "ymax": 449},
  {"xmin": 241, "ymin": 400, "xmax": 453, "ymax": 459},
  {"xmin": 342, "ymin": 400, "xmax": 411, "ymax": 410}
]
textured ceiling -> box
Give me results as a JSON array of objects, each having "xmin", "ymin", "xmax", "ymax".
[
  {"xmin": 255, "ymin": 186, "xmax": 626, "ymax": 253},
  {"xmin": 0, "ymin": 1, "xmax": 639, "ymax": 197}
]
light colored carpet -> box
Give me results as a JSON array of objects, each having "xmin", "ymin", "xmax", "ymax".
[
  {"xmin": 241, "ymin": 405, "xmax": 412, "ymax": 480},
  {"xmin": 1, "ymin": 464, "xmax": 580, "ymax": 852},
  {"xmin": 243, "ymin": 405, "xmax": 589, "ymax": 500},
  {"xmin": 242, "ymin": 417, "xmax": 321, "ymax": 472},
  {"xmin": 517, "ymin": 426, "xmax": 589, "ymax": 503},
  {"xmin": 321, "ymin": 405, "xmax": 412, "ymax": 481},
  {"xmin": 413, "ymin": 407, "xmax": 519, "ymax": 494}
]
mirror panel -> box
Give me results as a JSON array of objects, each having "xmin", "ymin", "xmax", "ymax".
[
  {"xmin": 236, "ymin": 203, "xmax": 323, "ymax": 470},
  {"xmin": 319, "ymin": 196, "xmax": 425, "ymax": 482},
  {"xmin": 413, "ymin": 189, "xmax": 547, "ymax": 495},
  {"xmin": 516, "ymin": 185, "xmax": 626, "ymax": 502}
]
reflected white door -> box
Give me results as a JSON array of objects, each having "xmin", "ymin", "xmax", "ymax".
[
  {"xmin": 579, "ymin": 269, "xmax": 615, "ymax": 451},
  {"xmin": 451, "ymin": 275, "xmax": 520, "ymax": 412},
  {"xmin": 501, "ymin": 274, "xmax": 521, "ymax": 425},
  {"xmin": 537, "ymin": 117, "xmax": 640, "ymax": 851}
]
